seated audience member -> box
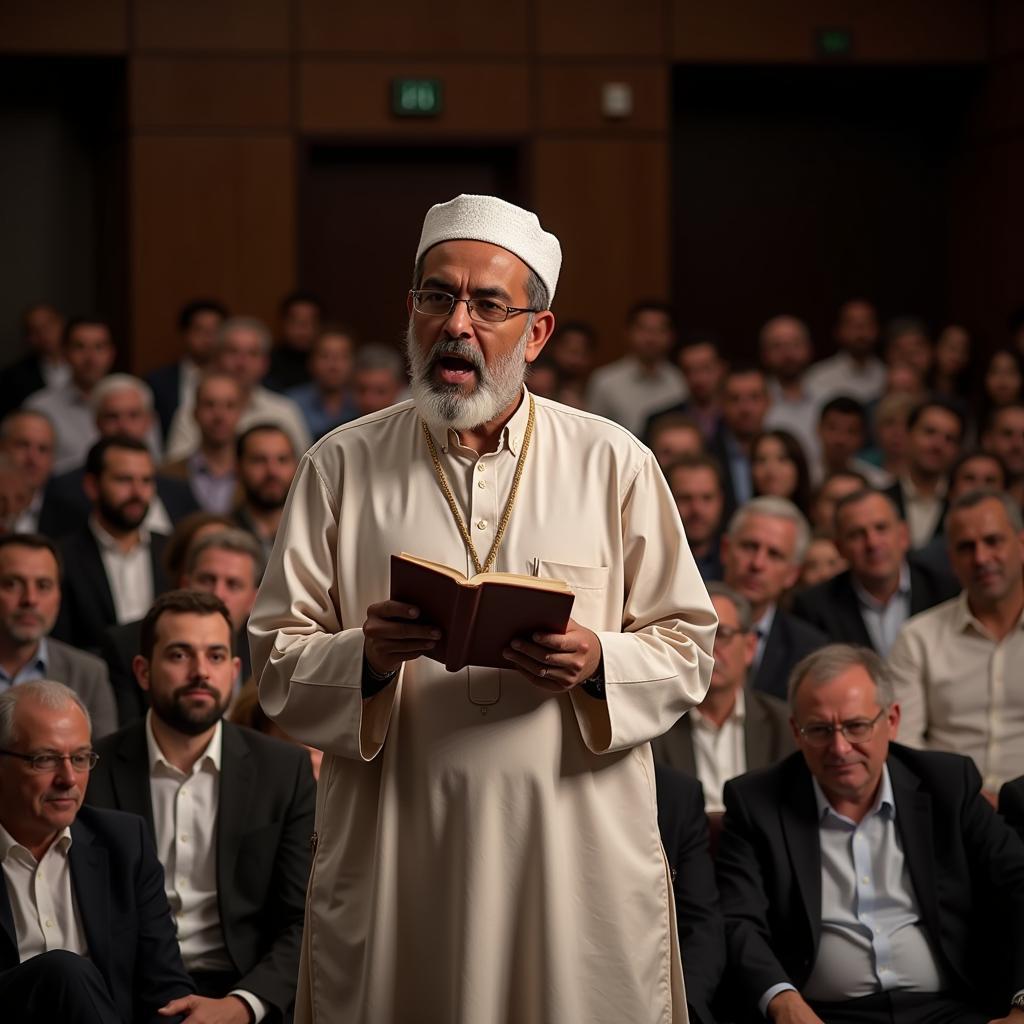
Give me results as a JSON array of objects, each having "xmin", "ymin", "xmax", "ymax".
[
  {"xmin": 760, "ymin": 314, "xmax": 820, "ymax": 462},
  {"xmin": 799, "ymin": 534, "xmax": 847, "ymax": 588},
  {"xmin": 809, "ymin": 470, "xmax": 870, "ymax": 538},
  {"xmin": 0, "ymin": 680, "xmax": 193, "ymax": 1023},
  {"xmin": 352, "ymin": 343, "xmax": 407, "ymax": 417},
  {"xmin": 161, "ymin": 372, "xmax": 243, "ymax": 515},
  {"xmin": 861, "ymin": 391, "xmax": 915, "ymax": 481},
  {"xmin": 750, "ymin": 429, "xmax": 813, "ymax": 515},
  {"xmin": 38, "ymin": 374, "xmax": 199, "ymax": 538},
  {"xmin": 286, "ymin": 326, "xmax": 358, "ymax": 440},
  {"xmin": 145, "ymin": 298, "xmax": 227, "ymax": 440},
  {"xmin": 0, "ymin": 302, "xmax": 67, "ymax": 419},
  {"xmin": 709, "ymin": 365, "xmax": 771, "ymax": 517},
  {"xmin": 648, "ymin": 412, "xmax": 704, "ymax": 469},
  {"xmin": 984, "ymin": 403, "xmax": 1024, "ymax": 507},
  {"xmin": 928, "ymin": 324, "xmax": 973, "ymax": 403},
  {"xmin": 804, "ymin": 298, "xmax": 886, "ymax": 406},
  {"xmin": 52, "ymin": 437, "xmax": 169, "ymax": 652},
  {"xmin": 545, "ymin": 320, "xmax": 597, "ymax": 407},
  {"xmin": 884, "ymin": 397, "xmax": 965, "ymax": 549},
  {"xmin": 720, "ymin": 496, "xmax": 828, "ymax": 700},
  {"xmin": 815, "ymin": 396, "xmax": 889, "ymax": 488},
  {"xmin": 1003, "ymin": 776, "xmax": 1024, "ymax": 840},
  {"xmin": 0, "ymin": 456, "xmax": 32, "ymax": 535},
  {"xmin": 230, "ymin": 678, "xmax": 322, "ymax": 781},
  {"xmin": 525, "ymin": 355, "xmax": 560, "ymax": 399},
  {"xmin": 890, "ymin": 489, "xmax": 1024, "ymax": 797},
  {"xmin": 585, "ymin": 300, "xmax": 686, "ymax": 437},
  {"xmin": 792, "ymin": 488, "xmax": 958, "ymax": 656},
  {"xmin": 0, "ymin": 535, "xmax": 116, "ymax": 737},
  {"xmin": 164, "ymin": 318, "xmax": 310, "ymax": 461},
  {"xmin": 654, "ymin": 763, "xmax": 726, "ymax": 1024},
  {"xmin": 267, "ymin": 290, "xmax": 323, "ymax": 393},
  {"xmin": 643, "ymin": 333, "xmax": 726, "ymax": 443},
  {"xmin": 24, "ymin": 316, "xmax": 116, "ymax": 474},
  {"xmin": 652, "ymin": 582, "xmax": 794, "ymax": 813},
  {"xmin": 716, "ymin": 643, "xmax": 1024, "ymax": 1024},
  {"xmin": 884, "ymin": 316, "xmax": 933, "ymax": 383},
  {"xmin": 233, "ymin": 425, "xmax": 298, "ymax": 564},
  {"xmin": 87, "ymin": 590, "xmax": 315, "ymax": 1023},
  {"xmin": 668, "ymin": 453, "xmax": 726, "ymax": 580},
  {"xmin": 979, "ymin": 349, "xmax": 1024, "ymax": 427},
  {"xmin": 0, "ymin": 411, "xmax": 55, "ymax": 534},
  {"xmin": 99, "ymin": 513, "xmax": 235, "ymax": 726}
]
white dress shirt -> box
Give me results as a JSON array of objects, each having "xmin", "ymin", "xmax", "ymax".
[
  {"xmin": 145, "ymin": 715, "xmax": 268, "ymax": 1021},
  {"xmin": 898, "ymin": 476, "xmax": 947, "ymax": 550},
  {"xmin": 889, "ymin": 593, "xmax": 1024, "ymax": 790},
  {"xmin": 24, "ymin": 384, "xmax": 99, "ymax": 474},
  {"xmin": 689, "ymin": 688, "xmax": 747, "ymax": 813},
  {"xmin": 0, "ymin": 823, "xmax": 88, "ymax": 962},
  {"xmin": 89, "ymin": 517, "xmax": 154, "ymax": 625},
  {"xmin": 584, "ymin": 355, "xmax": 689, "ymax": 438},
  {"xmin": 851, "ymin": 562, "xmax": 912, "ymax": 657},
  {"xmin": 765, "ymin": 379, "xmax": 821, "ymax": 466},
  {"xmin": 804, "ymin": 352, "xmax": 887, "ymax": 406}
]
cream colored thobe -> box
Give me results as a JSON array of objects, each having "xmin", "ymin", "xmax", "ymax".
[{"xmin": 249, "ymin": 389, "xmax": 717, "ymax": 1024}]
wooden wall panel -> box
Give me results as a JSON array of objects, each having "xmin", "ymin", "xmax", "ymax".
[
  {"xmin": 133, "ymin": 0, "xmax": 290, "ymax": 53},
  {"xmin": 299, "ymin": 60, "xmax": 530, "ymax": 136},
  {"xmin": 532, "ymin": 139, "xmax": 669, "ymax": 362},
  {"xmin": 0, "ymin": 1, "xmax": 127, "ymax": 53},
  {"xmin": 538, "ymin": 64, "xmax": 668, "ymax": 134},
  {"xmin": 296, "ymin": 0, "xmax": 529, "ymax": 55},
  {"xmin": 130, "ymin": 135, "xmax": 295, "ymax": 373},
  {"xmin": 672, "ymin": 0, "xmax": 989, "ymax": 63},
  {"xmin": 131, "ymin": 57, "xmax": 291, "ymax": 130},
  {"xmin": 993, "ymin": 0, "xmax": 1024, "ymax": 58},
  {"xmin": 537, "ymin": 0, "xmax": 668, "ymax": 57}
]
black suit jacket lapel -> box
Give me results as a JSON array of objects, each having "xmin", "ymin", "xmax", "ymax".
[
  {"xmin": 744, "ymin": 691, "xmax": 774, "ymax": 771},
  {"xmin": 834, "ymin": 575, "xmax": 875, "ymax": 649},
  {"xmin": 0, "ymin": 876, "xmax": 17, "ymax": 968},
  {"xmin": 753, "ymin": 613, "xmax": 788, "ymax": 700},
  {"xmin": 69, "ymin": 818, "xmax": 111, "ymax": 984},
  {"xmin": 780, "ymin": 767, "xmax": 823, "ymax": 953},
  {"xmin": 80, "ymin": 531, "xmax": 117, "ymax": 628},
  {"xmin": 150, "ymin": 534, "xmax": 169, "ymax": 594},
  {"xmin": 908, "ymin": 562, "xmax": 936, "ymax": 616},
  {"xmin": 112, "ymin": 723, "xmax": 157, "ymax": 838},
  {"xmin": 216, "ymin": 723, "xmax": 254, "ymax": 965}
]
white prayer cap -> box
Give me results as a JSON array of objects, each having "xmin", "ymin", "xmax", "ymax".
[{"xmin": 415, "ymin": 194, "xmax": 561, "ymax": 306}]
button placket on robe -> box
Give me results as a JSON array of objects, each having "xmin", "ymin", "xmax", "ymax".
[{"xmin": 465, "ymin": 449, "xmax": 501, "ymax": 706}]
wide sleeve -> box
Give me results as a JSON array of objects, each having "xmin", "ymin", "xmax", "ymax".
[
  {"xmin": 887, "ymin": 620, "xmax": 928, "ymax": 748},
  {"xmin": 248, "ymin": 453, "xmax": 399, "ymax": 761},
  {"xmin": 570, "ymin": 452, "xmax": 717, "ymax": 754}
]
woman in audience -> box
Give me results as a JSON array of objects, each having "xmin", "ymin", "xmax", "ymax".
[
  {"xmin": 750, "ymin": 429, "xmax": 812, "ymax": 515},
  {"xmin": 861, "ymin": 391, "xmax": 916, "ymax": 480},
  {"xmin": 977, "ymin": 347, "xmax": 1024, "ymax": 427},
  {"xmin": 798, "ymin": 533, "xmax": 847, "ymax": 588},
  {"xmin": 928, "ymin": 323, "xmax": 973, "ymax": 402}
]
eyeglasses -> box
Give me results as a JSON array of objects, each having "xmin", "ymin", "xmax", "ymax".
[
  {"xmin": 796, "ymin": 709, "xmax": 886, "ymax": 747},
  {"xmin": 713, "ymin": 625, "xmax": 748, "ymax": 645},
  {"xmin": 0, "ymin": 749, "xmax": 100, "ymax": 772},
  {"xmin": 410, "ymin": 290, "xmax": 540, "ymax": 324}
]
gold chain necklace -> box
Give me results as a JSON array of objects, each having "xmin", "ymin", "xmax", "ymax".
[{"xmin": 421, "ymin": 395, "xmax": 536, "ymax": 576}]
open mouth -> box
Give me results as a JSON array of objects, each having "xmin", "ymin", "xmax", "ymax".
[{"xmin": 435, "ymin": 353, "xmax": 478, "ymax": 385}]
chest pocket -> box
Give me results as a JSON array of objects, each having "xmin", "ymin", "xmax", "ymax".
[{"xmin": 536, "ymin": 559, "xmax": 609, "ymax": 630}]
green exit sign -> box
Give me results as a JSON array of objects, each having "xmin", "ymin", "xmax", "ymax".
[
  {"xmin": 816, "ymin": 28, "xmax": 853, "ymax": 58},
  {"xmin": 392, "ymin": 79, "xmax": 443, "ymax": 117}
]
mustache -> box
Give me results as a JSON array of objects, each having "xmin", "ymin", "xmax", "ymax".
[{"xmin": 174, "ymin": 681, "xmax": 219, "ymax": 698}]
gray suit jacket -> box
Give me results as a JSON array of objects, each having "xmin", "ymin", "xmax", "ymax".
[
  {"xmin": 651, "ymin": 687, "xmax": 795, "ymax": 779},
  {"xmin": 46, "ymin": 637, "xmax": 118, "ymax": 739}
]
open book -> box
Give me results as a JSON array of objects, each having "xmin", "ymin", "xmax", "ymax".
[{"xmin": 390, "ymin": 553, "xmax": 576, "ymax": 672}]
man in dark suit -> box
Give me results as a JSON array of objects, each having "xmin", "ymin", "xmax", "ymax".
[
  {"xmin": 721, "ymin": 496, "xmax": 828, "ymax": 700},
  {"xmin": 101, "ymin": 527, "xmax": 260, "ymax": 725},
  {"xmin": 145, "ymin": 299, "xmax": 228, "ymax": 439},
  {"xmin": 0, "ymin": 534, "xmax": 117, "ymax": 736},
  {"xmin": 667, "ymin": 453, "xmax": 726, "ymax": 582},
  {"xmin": 87, "ymin": 590, "xmax": 314, "ymax": 1022},
  {"xmin": 52, "ymin": 436, "xmax": 169, "ymax": 652},
  {"xmin": 641, "ymin": 335, "xmax": 725, "ymax": 443},
  {"xmin": 0, "ymin": 303, "xmax": 66, "ymax": 419},
  {"xmin": 716, "ymin": 644, "xmax": 1024, "ymax": 1023},
  {"xmin": 1002, "ymin": 776, "xmax": 1024, "ymax": 841},
  {"xmin": 654, "ymin": 764, "xmax": 725, "ymax": 1024},
  {"xmin": 37, "ymin": 374, "xmax": 198, "ymax": 539},
  {"xmin": 792, "ymin": 488, "xmax": 959, "ymax": 655},
  {"xmin": 653, "ymin": 582, "xmax": 794, "ymax": 813},
  {"xmin": 882, "ymin": 397, "xmax": 965, "ymax": 550},
  {"xmin": 0, "ymin": 679, "xmax": 193, "ymax": 1023}
]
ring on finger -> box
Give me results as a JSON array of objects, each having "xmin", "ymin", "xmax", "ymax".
[{"xmin": 539, "ymin": 668, "xmax": 547, "ymax": 678}]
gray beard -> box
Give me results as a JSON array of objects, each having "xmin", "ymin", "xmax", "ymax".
[{"xmin": 405, "ymin": 318, "xmax": 531, "ymax": 435}]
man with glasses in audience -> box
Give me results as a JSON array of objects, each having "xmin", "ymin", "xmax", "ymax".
[
  {"xmin": 716, "ymin": 644, "xmax": 1024, "ymax": 1024},
  {"xmin": 0, "ymin": 680, "xmax": 193, "ymax": 1022}
]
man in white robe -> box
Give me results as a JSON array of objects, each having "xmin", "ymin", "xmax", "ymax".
[{"xmin": 248, "ymin": 194, "xmax": 717, "ymax": 1024}]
